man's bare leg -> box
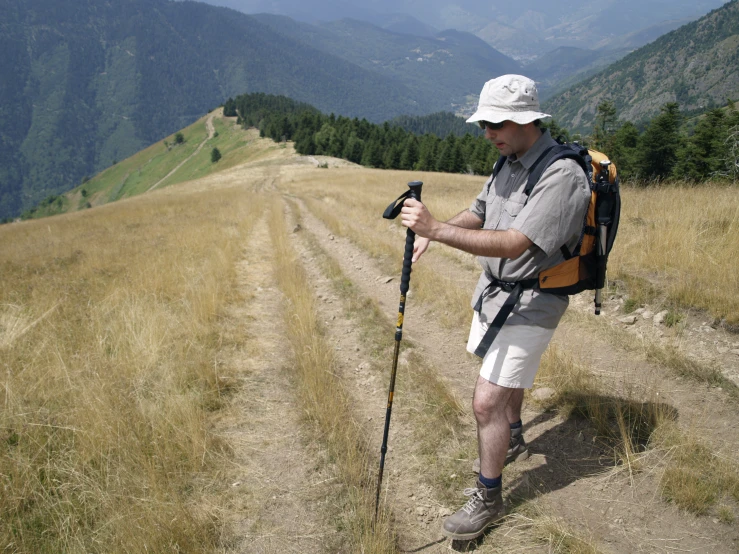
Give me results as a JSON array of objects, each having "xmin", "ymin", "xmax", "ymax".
[
  {"xmin": 473, "ymin": 376, "xmax": 516, "ymax": 479},
  {"xmin": 506, "ymin": 388, "xmax": 524, "ymax": 425}
]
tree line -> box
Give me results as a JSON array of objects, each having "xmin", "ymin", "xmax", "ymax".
[
  {"xmin": 226, "ymin": 93, "xmax": 500, "ymax": 175},
  {"xmin": 587, "ymin": 100, "xmax": 739, "ymax": 182},
  {"xmin": 225, "ymin": 93, "xmax": 739, "ymax": 183}
]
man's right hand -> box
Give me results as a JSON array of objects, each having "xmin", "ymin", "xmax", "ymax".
[{"xmin": 412, "ymin": 236, "xmax": 431, "ymax": 263}]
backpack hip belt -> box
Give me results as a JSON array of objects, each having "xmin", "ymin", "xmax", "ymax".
[{"xmin": 472, "ymin": 276, "xmax": 538, "ymax": 359}]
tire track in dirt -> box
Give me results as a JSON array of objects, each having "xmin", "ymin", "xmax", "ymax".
[
  {"xmin": 285, "ymin": 199, "xmax": 474, "ymax": 553},
  {"xmin": 216, "ymin": 211, "xmax": 338, "ymax": 553},
  {"xmin": 292, "ymin": 197, "xmax": 739, "ymax": 552}
]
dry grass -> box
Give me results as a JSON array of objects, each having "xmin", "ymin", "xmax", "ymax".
[
  {"xmin": 289, "ymin": 172, "xmax": 739, "ymax": 326},
  {"xmin": 0, "ymin": 188, "xmax": 258, "ymax": 551},
  {"xmin": 567, "ymin": 311, "xmax": 739, "ymax": 399},
  {"xmin": 533, "ymin": 346, "xmax": 673, "ymax": 473},
  {"xmin": 300, "ymin": 189, "xmax": 475, "ymax": 330},
  {"xmin": 652, "ymin": 422, "xmax": 739, "ymax": 515},
  {"xmin": 268, "ymin": 197, "xmax": 397, "ymax": 553},
  {"xmin": 610, "ymin": 183, "xmax": 739, "ymax": 325},
  {"xmin": 288, "ymin": 168, "xmax": 739, "ymax": 520},
  {"xmin": 513, "ymin": 506, "xmax": 603, "ymax": 554}
]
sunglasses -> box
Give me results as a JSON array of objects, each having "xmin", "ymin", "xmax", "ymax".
[{"xmin": 478, "ymin": 120, "xmax": 506, "ymax": 131}]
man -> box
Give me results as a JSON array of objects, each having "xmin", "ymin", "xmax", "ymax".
[{"xmin": 400, "ymin": 74, "xmax": 590, "ymax": 540}]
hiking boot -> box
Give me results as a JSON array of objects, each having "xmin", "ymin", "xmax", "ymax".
[
  {"xmin": 441, "ymin": 479, "xmax": 505, "ymax": 540},
  {"xmin": 472, "ymin": 427, "xmax": 529, "ymax": 473}
]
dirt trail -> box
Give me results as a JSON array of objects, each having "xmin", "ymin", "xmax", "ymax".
[
  {"xmin": 216, "ymin": 210, "xmax": 337, "ymax": 553},
  {"xmin": 148, "ymin": 110, "xmax": 218, "ymax": 192},
  {"xmin": 284, "ymin": 199, "xmax": 462, "ymax": 553},
  {"xmin": 290, "ymin": 194, "xmax": 739, "ymax": 552},
  {"xmin": 187, "ymin": 144, "xmax": 738, "ymax": 550}
]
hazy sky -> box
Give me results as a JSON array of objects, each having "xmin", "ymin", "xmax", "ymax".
[{"xmin": 201, "ymin": 0, "xmax": 729, "ymax": 31}]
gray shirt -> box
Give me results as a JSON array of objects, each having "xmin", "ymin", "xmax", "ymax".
[{"xmin": 468, "ymin": 131, "xmax": 591, "ymax": 328}]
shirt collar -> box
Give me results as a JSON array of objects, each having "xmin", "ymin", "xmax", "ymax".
[{"xmin": 509, "ymin": 130, "xmax": 557, "ymax": 170}]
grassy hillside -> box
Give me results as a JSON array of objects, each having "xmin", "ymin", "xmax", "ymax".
[
  {"xmin": 25, "ymin": 110, "xmax": 281, "ymax": 220},
  {"xmin": 544, "ymin": 0, "xmax": 739, "ymax": 131}
]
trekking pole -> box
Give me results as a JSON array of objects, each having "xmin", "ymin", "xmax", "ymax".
[
  {"xmin": 594, "ymin": 160, "xmax": 616, "ymax": 315},
  {"xmin": 374, "ymin": 180, "xmax": 423, "ymax": 523}
]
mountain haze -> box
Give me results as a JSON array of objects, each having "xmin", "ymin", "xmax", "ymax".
[
  {"xmin": 202, "ymin": 0, "xmax": 728, "ymax": 58},
  {"xmin": 0, "ymin": 0, "xmax": 424, "ymax": 219},
  {"xmin": 544, "ymin": 0, "xmax": 739, "ymax": 131},
  {"xmin": 252, "ymin": 15, "xmax": 521, "ymax": 113}
]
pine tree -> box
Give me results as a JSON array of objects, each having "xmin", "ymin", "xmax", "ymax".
[
  {"xmin": 592, "ymin": 100, "xmax": 617, "ymax": 152},
  {"xmin": 636, "ymin": 103, "xmax": 682, "ymax": 180},
  {"xmin": 361, "ymin": 137, "xmax": 384, "ymax": 168},
  {"xmin": 415, "ymin": 135, "xmax": 440, "ymax": 171},
  {"xmin": 399, "ymin": 136, "xmax": 419, "ymax": 170},
  {"xmin": 609, "ymin": 122, "xmax": 640, "ymax": 180},
  {"xmin": 211, "ymin": 147, "xmax": 221, "ymax": 163},
  {"xmin": 673, "ymin": 109, "xmax": 726, "ymax": 180},
  {"xmin": 342, "ymin": 133, "xmax": 364, "ymax": 164},
  {"xmin": 436, "ymin": 135, "xmax": 460, "ymax": 173}
]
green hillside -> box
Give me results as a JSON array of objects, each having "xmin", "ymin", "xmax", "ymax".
[
  {"xmin": 23, "ymin": 110, "xmax": 275, "ymax": 220},
  {"xmin": 544, "ymin": 0, "xmax": 739, "ymax": 131},
  {"xmin": 0, "ymin": 0, "xmax": 425, "ymax": 220}
]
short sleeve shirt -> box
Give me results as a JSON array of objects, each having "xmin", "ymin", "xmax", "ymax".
[{"xmin": 468, "ymin": 131, "xmax": 591, "ymax": 328}]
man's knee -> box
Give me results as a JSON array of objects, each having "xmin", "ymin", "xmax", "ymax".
[{"xmin": 472, "ymin": 378, "xmax": 511, "ymax": 421}]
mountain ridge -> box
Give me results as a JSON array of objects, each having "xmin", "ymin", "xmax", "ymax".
[{"xmin": 544, "ymin": 0, "xmax": 739, "ymax": 131}]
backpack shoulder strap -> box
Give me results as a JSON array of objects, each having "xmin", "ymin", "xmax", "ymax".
[
  {"xmin": 486, "ymin": 155, "xmax": 508, "ymax": 195},
  {"xmin": 493, "ymin": 155, "xmax": 507, "ymax": 178},
  {"xmin": 524, "ymin": 144, "xmax": 591, "ymax": 198}
]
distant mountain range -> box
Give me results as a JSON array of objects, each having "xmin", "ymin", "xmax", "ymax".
[
  {"xmin": 252, "ymin": 14, "xmax": 521, "ymax": 113},
  {"xmin": 4, "ymin": 0, "xmax": 738, "ymax": 220},
  {"xmin": 0, "ymin": 0, "xmax": 516, "ymax": 219},
  {"xmin": 200, "ymin": 0, "xmax": 728, "ymax": 59},
  {"xmin": 544, "ymin": 0, "xmax": 739, "ymax": 131}
]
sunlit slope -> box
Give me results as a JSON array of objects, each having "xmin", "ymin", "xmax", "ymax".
[{"xmin": 30, "ymin": 109, "xmax": 288, "ymax": 218}]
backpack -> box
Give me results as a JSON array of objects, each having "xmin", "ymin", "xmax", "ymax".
[{"xmin": 472, "ymin": 142, "xmax": 620, "ymax": 358}]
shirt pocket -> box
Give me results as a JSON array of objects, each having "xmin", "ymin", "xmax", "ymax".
[
  {"xmin": 484, "ymin": 196, "xmax": 504, "ymax": 230},
  {"xmin": 499, "ymin": 192, "xmax": 528, "ymax": 229}
]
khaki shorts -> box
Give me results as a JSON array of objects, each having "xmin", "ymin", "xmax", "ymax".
[{"xmin": 466, "ymin": 312, "xmax": 555, "ymax": 389}]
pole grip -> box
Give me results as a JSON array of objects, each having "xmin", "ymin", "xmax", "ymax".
[
  {"xmin": 399, "ymin": 229, "xmax": 415, "ymax": 296},
  {"xmin": 399, "ymin": 182, "xmax": 422, "ymax": 297}
]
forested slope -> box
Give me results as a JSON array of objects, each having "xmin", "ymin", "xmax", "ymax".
[
  {"xmin": 0, "ymin": 0, "xmax": 421, "ymax": 219},
  {"xmin": 544, "ymin": 0, "xmax": 739, "ymax": 131}
]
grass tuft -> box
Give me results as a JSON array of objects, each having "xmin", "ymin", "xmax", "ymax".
[{"xmin": 652, "ymin": 422, "xmax": 739, "ymax": 515}]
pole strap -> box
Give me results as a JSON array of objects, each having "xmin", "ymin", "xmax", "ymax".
[{"xmin": 382, "ymin": 189, "xmax": 414, "ymax": 220}]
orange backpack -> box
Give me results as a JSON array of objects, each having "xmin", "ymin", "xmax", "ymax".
[{"xmin": 472, "ymin": 143, "xmax": 620, "ymax": 358}]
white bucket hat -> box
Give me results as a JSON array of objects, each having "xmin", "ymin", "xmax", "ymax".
[{"xmin": 466, "ymin": 74, "xmax": 551, "ymax": 125}]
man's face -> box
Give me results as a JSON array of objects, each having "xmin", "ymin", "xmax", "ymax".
[{"xmin": 483, "ymin": 120, "xmax": 528, "ymax": 158}]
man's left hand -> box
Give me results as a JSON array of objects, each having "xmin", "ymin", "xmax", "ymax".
[{"xmin": 400, "ymin": 198, "xmax": 439, "ymax": 238}]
